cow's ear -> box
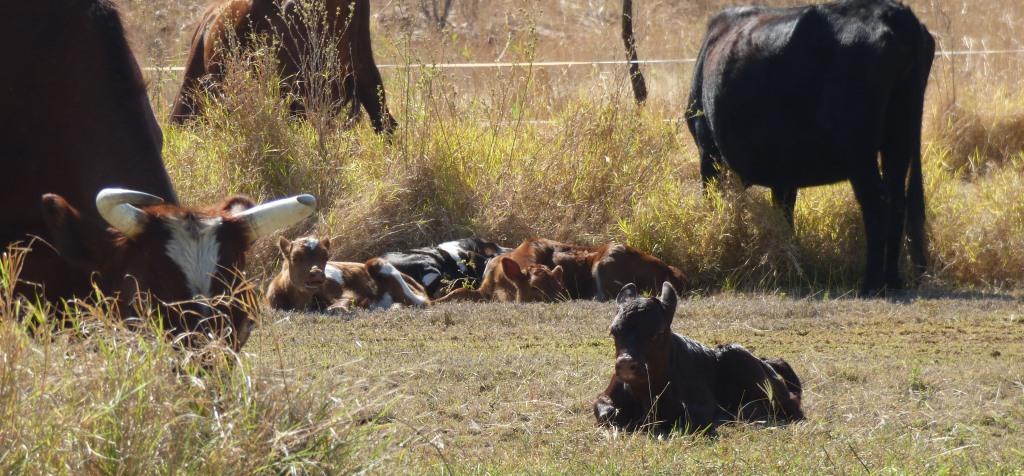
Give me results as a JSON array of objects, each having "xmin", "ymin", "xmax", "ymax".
[
  {"xmin": 40, "ymin": 193, "xmax": 118, "ymax": 272},
  {"xmin": 278, "ymin": 237, "xmax": 292, "ymax": 257},
  {"xmin": 500, "ymin": 257, "xmax": 526, "ymax": 282},
  {"xmin": 551, "ymin": 265, "xmax": 564, "ymax": 282},
  {"xmin": 321, "ymin": 236, "xmax": 331, "ymax": 250},
  {"xmin": 220, "ymin": 195, "xmax": 256, "ymax": 214},
  {"xmin": 659, "ymin": 281, "xmax": 678, "ymax": 322},
  {"xmin": 616, "ymin": 283, "xmax": 638, "ymax": 307}
]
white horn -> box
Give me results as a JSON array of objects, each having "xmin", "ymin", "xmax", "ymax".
[
  {"xmin": 95, "ymin": 188, "xmax": 165, "ymax": 237},
  {"xmin": 234, "ymin": 194, "xmax": 317, "ymax": 241}
]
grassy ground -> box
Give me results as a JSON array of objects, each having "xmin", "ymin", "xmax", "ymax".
[{"xmin": 253, "ymin": 293, "xmax": 1024, "ymax": 473}]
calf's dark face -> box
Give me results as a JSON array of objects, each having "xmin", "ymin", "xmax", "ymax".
[
  {"xmin": 280, "ymin": 236, "xmax": 330, "ymax": 289},
  {"xmin": 608, "ymin": 282, "xmax": 678, "ymax": 384}
]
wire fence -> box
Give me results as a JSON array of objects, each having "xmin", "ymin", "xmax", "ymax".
[{"xmin": 142, "ymin": 48, "xmax": 1024, "ymax": 73}]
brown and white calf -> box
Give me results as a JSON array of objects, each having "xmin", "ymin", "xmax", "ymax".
[
  {"xmin": 41, "ymin": 188, "xmax": 316, "ymax": 350},
  {"xmin": 267, "ymin": 236, "xmax": 429, "ymax": 312}
]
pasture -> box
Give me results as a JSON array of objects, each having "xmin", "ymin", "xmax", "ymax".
[{"xmin": 3, "ymin": 0, "xmax": 1024, "ymax": 473}]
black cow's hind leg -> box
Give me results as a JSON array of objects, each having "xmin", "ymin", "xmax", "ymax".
[
  {"xmin": 771, "ymin": 186, "xmax": 798, "ymax": 227},
  {"xmin": 881, "ymin": 145, "xmax": 911, "ymax": 290},
  {"xmin": 850, "ymin": 169, "xmax": 887, "ymax": 295}
]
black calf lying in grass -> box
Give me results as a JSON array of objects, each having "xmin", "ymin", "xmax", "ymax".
[{"xmin": 593, "ymin": 282, "xmax": 804, "ymax": 433}]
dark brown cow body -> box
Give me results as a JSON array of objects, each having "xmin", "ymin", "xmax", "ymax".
[
  {"xmin": 434, "ymin": 256, "xmax": 566, "ymax": 304},
  {"xmin": 1, "ymin": 0, "xmax": 177, "ymax": 302},
  {"xmin": 170, "ymin": 0, "xmax": 396, "ymax": 133},
  {"xmin": 594, "ymin": 283, "xmax": 803, "ymax": 433},
  {"xmin": 268, "ymin": 237, "xmax": 429, "ymax": 312}
]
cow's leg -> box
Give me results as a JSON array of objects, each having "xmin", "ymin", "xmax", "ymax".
[
  {"xmin": 850, "ymin": 168, "xmax": 887, "ymax": 295},
  {"xmin": 771, "ymin": 186, "xmax": 798, "ymax": 228},
  {"xmin": 699, "ymin": 153, "xmax": 722, "ymax": 194},
  {"xmin": 881, "ymin": 143, "xmax": 910, "ymax": 290}
]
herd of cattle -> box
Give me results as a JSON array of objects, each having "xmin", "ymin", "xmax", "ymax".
[{"xmin": 0, "ymin": 0, "xmax": 939, "ymax": 432}]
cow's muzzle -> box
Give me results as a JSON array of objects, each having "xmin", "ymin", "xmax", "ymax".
[{"xmin": 615, "ymin": 354, "xmax": 647, "ymax": 381}]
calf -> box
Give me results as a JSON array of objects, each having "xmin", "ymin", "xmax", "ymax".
[
  {"xmin": 554, "ymin": 243, "xmax": 687, "ymax": 301},
  {"xmin": 593, "ymin": 282, "xmax": 803, "ymax": 433},
  {"xmin": 267, "ymin": 236, "xmax": 429, "ymax": 312},
  {"xmin": 379, "ymin": 237, "xmax": 510, "ymax": 297},
  {"xmin": 434, "ymin": 256, "xmax": 566, "ymax": 303}
]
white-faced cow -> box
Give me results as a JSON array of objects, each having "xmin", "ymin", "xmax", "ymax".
[
  {"xmin": 686, "ymin": 0, "xmax": 935, "ymax": 294},
  {"xmin": 42, "ymin": 189, "xmax": 316, "ymax": 349}
]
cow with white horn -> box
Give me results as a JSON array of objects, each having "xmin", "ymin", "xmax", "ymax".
[{"xmin": 41, "ymin": 188, "xmax": 317, "ymax": 350}]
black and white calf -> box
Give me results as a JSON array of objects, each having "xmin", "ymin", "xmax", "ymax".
[{"xmin": 380, "ymin": 238, "xmax": 511, "ymax": 297}]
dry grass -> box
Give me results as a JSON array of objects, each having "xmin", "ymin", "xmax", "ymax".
[{"xmin": 5, "ymin": 0, "xmax": 1024, "ymax": 472}]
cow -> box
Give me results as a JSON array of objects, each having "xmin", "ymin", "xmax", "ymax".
[
  {"xmin": 43, "ymin": 189, "xmax": 316, "ymax": 350},
  {"xmin": 685, "ymin": 0, "xmax": 935, "ymax": 294},
  {"xmin": 1, "ymin": 0, "xmax": 178, "ymax": 303},
  {"xmin": 502, "ymin": 238, "xmax": 687, "ymax": 301},
  {"xmin": 434, "ymin": 256, "xmax": 566, "ymax": 304},
  {"xmin": 593, "ymin": 282, "xmax": 804, "ymax": 433},
  {"xmin": 379, "ymin": 238, "xmax": 511, "ymax": 298},
  {"xmin": 553, "ymin": 243, "xmax": 688, "ymax": 301},
  {"xmin": 267, "ymin": 236, "xmax": 429, "ymax": 312},
  {"xmin": 169, "ymin": 0, "xmax": 396, "ymax": 133}
]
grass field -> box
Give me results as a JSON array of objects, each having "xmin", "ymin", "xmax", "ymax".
[{"xmin": 3, "ymin": 0, "xmax": 1024, "ymax": 473}]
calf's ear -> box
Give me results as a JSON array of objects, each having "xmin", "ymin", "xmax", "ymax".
[
  {"xmin": 500, "ymin": 257, "xmax": 527, "ymax": 282},
  {"xmin": 658, "ymin": 281, "xmax": 677, "ymax": 321},
  {"xmin": 321, "ymin": 236, "xmax": 331, "ymax": 250},
  {"xmin": 550, "ymin": 265, "xmax": 564, "ymax": 282},
  {"xmin": 40, "ymin": 194, "xmax": 118, "ymax": 272},
  {"xmin": 278, "ymin": 237, "xmax": 292, "ymax": 257},
  {"xmin": 615, "ymin": 283, "xmax": 638, "ymax": 307}
]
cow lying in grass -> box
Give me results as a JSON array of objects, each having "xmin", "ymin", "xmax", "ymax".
[
  {"xmin": 594, "ymin": 282, "xmax": 804, "ymax": 433},
  {"xmin": 436, "ymin": 238, "xmax": 687, "ymax": 303},
  {"xmin": 267, "ymin": 236, "xmax": 429, "ymax": 312},
  {"xmin": 380, "ymin": 237, "xmax": 510, "ymax": 298},
  {"xmin": 433, "ymin": 256, "xmax": 567, "ymax": 303}
]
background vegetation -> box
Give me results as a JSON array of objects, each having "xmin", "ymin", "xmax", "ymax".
[{"xmin": 1, "ymin": 0, "xmax": 1022, "ymax": 472}]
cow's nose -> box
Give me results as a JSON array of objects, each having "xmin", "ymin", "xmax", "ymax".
[{"xmin": 615, "ymin": 354, "xmax": 645, "ymax": 375}]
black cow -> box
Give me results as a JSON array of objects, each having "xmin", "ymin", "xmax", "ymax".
[
  {"xmin": 686, "ymin": 0, "xmax": 935, "ymax": 294},
  {"xmin": 380, "ymin": 238, "xmax": 510, "ymax": 297},
  {"xmin": 594, "ymin": 282, "xmax": 804, "ymax": 433}
]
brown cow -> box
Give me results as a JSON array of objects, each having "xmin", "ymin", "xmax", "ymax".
[
  {"xmin": 267, "ymin": 236, "xmax": 429, "ymax": 312},
  {"xmin": 1, "ymin": 0, "xmax": 177, "ymax": 303},
  {"xmin": 434, "ymin": 256, "xmax": 567, "ymax": 304},
  {"xmin": 496, "ymin": 238, "xmax": 687, "ymax": 301},
  {"xmin": 594, "ymin": 282, "xmax": 804, "ymax": 433},
  {"xmin": 170, "ymin": 0, "xmax": 396, "ymax": 133},
  {"xmin": 42, "ymin": 189, "xmax": 317, "ymax": 350},
  {"xmin": 554, "ymin": 243, "xmax": 688, "ymax": 301}
]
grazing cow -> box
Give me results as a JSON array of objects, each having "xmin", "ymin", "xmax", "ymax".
[
  {"xmin": 594, "ymin": 282, "xmax": 804, "ymax": 433},
  {"xmin": 43, "ymin": 189, "xmax": 316, "ymax": 350},
  {"xmin": 267, "ymin": 236, "xmax": 429, "ymax": 312},
  {"xmin": 686, "ymin": 0, "xmax": 935, "ymax": 293},
  {"xmin": 170, "ymin": 0, "xmax": 396, "ymax": 133},
  {"xmin": 379, "ymin": 238, "xmax": 511, "ymax": 297},
  {"xmin": 1, "ymin": 0, "xmax": 177, "ymax": 303}
]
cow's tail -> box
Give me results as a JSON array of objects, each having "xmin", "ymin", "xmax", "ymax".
[
  {"xmin": 905, "ymin": 22, "xmax": 935, "ymax": 281},
  {"xmin": 621, "ymin": 0, "xmax": 647, "ymax": 104}
]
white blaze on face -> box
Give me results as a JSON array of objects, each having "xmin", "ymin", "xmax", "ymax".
[
  {"xmin": 437, "ymin": 241, "xmax": 468, "ymax": 273},
  {"xmin": 164, "ymin": 216, "xmax": 223, "ymax": 297},
  {"xmin": 380, "ymin": 262, "xmax": 427, "ymax": 307},
  {"xmin": 325, "ymin": 263, "xmax": 344, "ymax": 285}
]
